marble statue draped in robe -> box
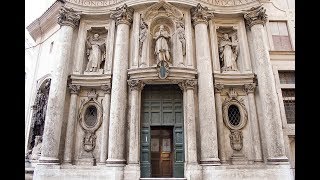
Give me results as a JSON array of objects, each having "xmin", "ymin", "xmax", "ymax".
[
  {"xmin": 30, "ymin": 136, "xmax": 42, "ymax": 160},
  {"xmin": 219, "ymin": 33, "xmax": 239, "ymax": 72},
  {"xmin": 154, "ymin": 25, "xmax": 171, "ymax": 63},
  {"xmin": 176, "ymin": 22, "xmax": 186, "ymax": 56},
  {"xmin": 85, "ymin": 33, "xmax": 106, "ymax": 72}
]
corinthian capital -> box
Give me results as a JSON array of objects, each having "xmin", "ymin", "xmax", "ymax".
[
  {"xmin": 243, "ymin": 6, "xmax": 267, "ymax": 29},
  {"xmin": 110, "ymin": 4, "xmax": 134, "ymax": 26},
  {"xmin": 68, "ymin": 84, "xmax": 80, "ymax": 94},
  {"xmin": 214, "ymin": 83, "xmax": 224, "ymax": 93},
  {"xmin": 244, "ymin": 83, "xmax": 256, "ymax": 94},
  {"xmin": 101, "ymin": 84, "xmax": 111, "ymax": 94},
  {"xmin": 128, "ymin": 80, "xmax": 145, "ymax": 91},
  {"xmin": 58, "ymin": 6, "xmax": 81, "ymax": 28},
  {"xmin": 178, "ymin": 79, "xmax": 197, "ymax": 90},
  {"xmin": 190, "ymin": 3, "xmax": 214, "ymax": 27}
]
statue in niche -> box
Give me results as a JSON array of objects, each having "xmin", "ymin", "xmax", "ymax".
[
  {"xmin": 219, "ymin": 33, "xmax": 239, "ymax": 72},
  {"xmin": 85, "ymin": 33, "xmax": 106, "ymax": 72},
  {"xmin": 154, "ymin": 25, "xmax": 171, "ymax": 64},
  {"xmin": 139, "ymin": 20, "xmax": 148, "ymax": 56},
  {"xmin": 176, "ymin": 21, "xmax": 186, "ymax": 56},
  {"xmin": 30, "ymin": 136, "xmax": 42, "ymax": 160}
]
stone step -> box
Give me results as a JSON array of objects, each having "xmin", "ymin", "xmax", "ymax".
[{"xmin": 140, "ymin": 178, "xmax": 187, "ymax": 180}]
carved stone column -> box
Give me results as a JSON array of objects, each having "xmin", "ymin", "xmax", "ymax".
[
  {"xmin": 98, "ymin": 84, "xmax": 112, "ymax": 165},
  {"xmin": 244, "ymin": 83, "xmax": 263, "ymax": 162},
  {"xmin": 63, "ymin": 85, "xmax": 80, "ymax": 164},
  {"xmin": 39, "ymin": 7, "xmax": 80, "ymax": 164},
  {"xmin": 179, "ymin": 80, "xmax": 202, "ymax": 180},
  {"xmin": 178, "ymin": 80, "xmax": 198, "ymax": 163},
  {"xmin": 127, "ymin": 80, "xmax": 145, "ymax": 164},
  {"xmin": 244, "ymin": 6, "xmax": 288, "ymax": 163},
  {"xmin": 191, "ymin": 3, "xmax": 220, "ymax": 165},
  {"xmin": 214, "ymin": 84, "xmax": 227, "ymax": 163},
  {"xmin": 107, "ymin": 4, "xmax": 134, "ymax": 164}
]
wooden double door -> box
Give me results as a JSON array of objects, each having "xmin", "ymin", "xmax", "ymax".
[
  {"xmin": 151, "ymin": 126, "xmax": 173, "ymax": 177},
  {"xmin": 140, "ymin": 85, "xmax": 184, "ymax": 178}
]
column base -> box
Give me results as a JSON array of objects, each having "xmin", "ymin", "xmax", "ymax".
[
  {"xmin": 200, "ymin": 158, "xmax": 221, "ymax": 165},
  {"xmin": 185, "ymin": 163, "xmax": 202, "ymax": 180},
  {"xmin": 38, "ymin": 157, "xmax": 60, "ymax": 165},
  {"xmin": 124, "ymin": 164, "xmax": 140, "ymax": 180},
  {"xmin": 267, "ymin": 156, "xmax": 289, "ymax": 165},
  {"xmin": 106, "ymin": 158, "xmax": 126, "ymax": 165}
]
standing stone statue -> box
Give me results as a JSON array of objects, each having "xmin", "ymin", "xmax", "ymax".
[
  {"xmin": 139, "ymin": 20, "xmax": 148, "ymax": 56},
  {"xmin": 85, "ymin": 33, "xmax": 106, "ymax": 72},
  {"xmin": 176, "ymin": 21, "xmax": 186, "ymax": 56},
  {"xmin": 219, "ymin": 33, "xmax": 239, "ymax": 72},
  {"xmin": 30, "ymin": 136, "xmax": 42, "ymax": 160},
  {"xmin": 154, "ymin": 25, "xmax": 171, "ymax": 63}
]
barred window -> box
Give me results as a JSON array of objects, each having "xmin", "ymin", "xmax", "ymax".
[
  {"xmin": 269, "ymin": 21, "xmax": 292, "ymax": 51},
  {"xmin": 228, "ymin": 105, "xmax": 241, "ymax": 126},
  {"xmin": 85, "ymin": 106, "xmax": 97, "ymax": 127},
  {"xmin": 279, "ymin": 71, "xmax": 295, "ymax": 84},
  {"xmin": 282, "ymin": 89, "xmax": 295, "ymax": 124}
]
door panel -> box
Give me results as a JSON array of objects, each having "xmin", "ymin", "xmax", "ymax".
[{"xmin": 151, "ymin": 127, "xmax": 173, "ymax": 177}]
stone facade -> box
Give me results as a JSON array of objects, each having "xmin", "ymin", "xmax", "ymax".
[{"xmin": 25, "ymin": 0, "xmax": 295, "ymax": 179}]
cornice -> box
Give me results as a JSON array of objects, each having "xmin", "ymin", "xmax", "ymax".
[{"xmin": 26, "ymin": 1, "xmax": 64, "ymax": 41}]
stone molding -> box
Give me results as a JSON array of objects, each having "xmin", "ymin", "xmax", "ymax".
[
  {"xmin": 214, "ymin": 83, "xmax": 224, "ymax": 93},
  {"xmin": 58, "ymin": 6, "xmax": 81, "ymax": 28},
  {"xmin": 127, "ymin": 79, "xmax": 145, "ymax": 91},
  {"xmin": 68, "ymin": 84, "xmax": 81, "ymax": 94},
  {"xmin": 110, "ymin": 4, "xmax": 134, "ymax": 26},
  {"xmin": 190, "ymin": 3, "xmax": 214, "ymax": 27},
  {"xmin": 243, "ymin": 6, "xmax": 267, "ymax": 29},
  {"xmin": 101, "ymin": 84, "xmax": 112, "ymax": 94},
  {"xmin": 244, "ymin": 83, "xmax": 256, "ymax": 94}
]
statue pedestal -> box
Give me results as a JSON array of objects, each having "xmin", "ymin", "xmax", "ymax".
[{"xmin": 84, "ymin": 69, "xmax": 104, "ymax": 75}]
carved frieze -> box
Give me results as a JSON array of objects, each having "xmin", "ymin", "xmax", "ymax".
[
  {"xmin": 229, "ymin": 130, "xmax": 243, "ymax": 151},
  {"xmin": 128, "ymin": 80, "xmax": 145, "ymax": 91},
  {"xmin": 243, "ymin": 6, "xmax": 267, "ymax": 29},
  {"xmin": 110, "ymin": 4, "xmax": 134, "ymax": 26},
  {"xmin": 58, "ymin": 6, "xmax": 81, "ymax": 28},
  {"xmin": 190, "ymin": 3, "xmax": 214, "ymax": 26}
]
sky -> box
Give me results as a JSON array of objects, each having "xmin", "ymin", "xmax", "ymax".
[{"xmin": 25, "ymin": 0, "xmax": 56, "ymax": 44}]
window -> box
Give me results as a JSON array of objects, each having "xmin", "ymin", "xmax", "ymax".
[
  {"xmin": 85, "ymin": 106, "xmax": 97, "ymax": 127},
  {"xmin": 269, "ymin": 21, "xmax": 292, "ymax": 51},
  {"xmin": 279, "ymin": 71, "xmax": 295, "ymax": 124},
  {"xmin": 228, "ymin": 105, "xmax": 241, "ymax": 126}
]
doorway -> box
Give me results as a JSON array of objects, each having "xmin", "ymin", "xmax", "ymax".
[
  {"xmin": 140, "ymin": 84, "xmax": 184, "ymax": 178},
  {"xmin": 151, "ymin": 126, "xmax": 173, "ymax": 177}
]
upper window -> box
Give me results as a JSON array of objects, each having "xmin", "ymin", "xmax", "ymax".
[
  {"xmin": 269, "ymin": 21, "xmax": 292, "ymax": 51},
  {"xmin": 279, "ymin": 71, "xmax": 295, "ymax": 124}
]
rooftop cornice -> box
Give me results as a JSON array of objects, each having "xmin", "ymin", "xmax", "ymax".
[{"xmin": 26, "ymin": 0, "xmax": 64, "ymax": 41}]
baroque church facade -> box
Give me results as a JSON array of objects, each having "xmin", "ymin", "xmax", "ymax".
[{"xmin": 25, "ymin": 0, "xmax": 295, "ymax": 179}]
